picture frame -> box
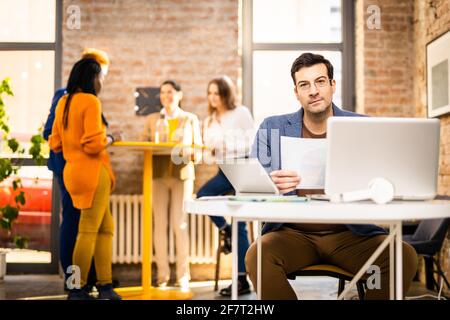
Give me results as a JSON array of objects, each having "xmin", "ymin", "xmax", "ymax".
[
  {"xmin": 134, "ymin": 86, "xmax": 162, "ymax": 116},
  {"xmin": 427, "ymin": 29, "xmax": 450, "ymax": 118}
]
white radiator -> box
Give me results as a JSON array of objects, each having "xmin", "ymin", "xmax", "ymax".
[{"xmin": 110, "ymin": 195, "xmax": 218, "ymax": 264}]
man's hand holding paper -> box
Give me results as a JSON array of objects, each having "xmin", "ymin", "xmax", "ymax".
[
  {"xmin": 280, "ymin": 136, "xmax": 327, "ymax": 190},
  {"xmin": 269, "ymin": 170, "xmax": 301, "ymax": 194}
]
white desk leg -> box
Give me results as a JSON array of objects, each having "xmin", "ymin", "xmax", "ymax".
[
  {"xmin": 389, "ymin": 223, "xmax": 395, "ymax": 300},
  {"xmin": 257, "ymin": 220, "xmax": 262, "ymax": 300},
  {"xmin": 337, "ymin": 232, "xmax": 394, "ymax": 300},
  {"xmin": 232, "ymin": 218, "xmax": 238, "ymax": 300},
  {"xmin": 395, "ymin": 221, "xmax": 403, "ymax": 300}
]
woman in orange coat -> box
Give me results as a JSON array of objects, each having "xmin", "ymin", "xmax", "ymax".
[{"xmin": 49, "ymin": 58, "xmax": 121, "ymax": 300}]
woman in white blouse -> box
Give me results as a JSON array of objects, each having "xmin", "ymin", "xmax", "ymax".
[{"xmin": 197, "ymin": 76, "xmax": 254, "ymax": 296}]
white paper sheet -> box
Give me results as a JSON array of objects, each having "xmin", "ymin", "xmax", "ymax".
[{"xmin": 280, "ymin": 136, "xmax": 327, "ymax": 189}]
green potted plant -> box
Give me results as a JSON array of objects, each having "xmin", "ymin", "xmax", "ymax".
[{"xmin": 0, "ymin": 77, "xmax": 46, "ymax": 281}]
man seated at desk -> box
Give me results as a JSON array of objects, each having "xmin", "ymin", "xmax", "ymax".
[{"xmin": 245, "ymin": 52, "xmax": 418, "ymax": 300}]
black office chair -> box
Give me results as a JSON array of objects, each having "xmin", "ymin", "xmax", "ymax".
[
  {"xmin": 287, "ymin": 265, "xmax": 367, "ymax": 300},
  {"xmin": 403, "ymin": 217, "xmax": 450, "ymax": 292}
]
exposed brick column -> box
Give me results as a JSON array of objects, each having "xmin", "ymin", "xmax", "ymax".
[
  {"xmin": 356, "ymin": 0, "xmax": 415, "ymax": 117},
  {"xmin": 413, "ymin": 0, "xmax": 450, "ymax": 295}
]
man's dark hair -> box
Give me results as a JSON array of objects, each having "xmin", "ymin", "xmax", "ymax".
[{"xmin": 290, "ymin": 53, "xmax": 334, "ymax": 84}]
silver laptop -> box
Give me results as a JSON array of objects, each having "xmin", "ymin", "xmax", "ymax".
[
  {"xmin": 218, "ymin": 158, "xmax": 280, "ymax": 197},
  {"xmin": 325, "ymin": 117, "xmax": 440, "ymax": 200}
]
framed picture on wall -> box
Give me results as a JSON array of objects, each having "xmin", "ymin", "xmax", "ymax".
[
  {"xmin": 427, "ymin": 30, "xmax": 450, "ymax": 118},
  {"xmin": 135, "ymin": 86, "xmax": 162, "ymax": 116}
]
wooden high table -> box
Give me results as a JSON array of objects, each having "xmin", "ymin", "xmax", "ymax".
[{"xmin": 110, "ymin": 141, "xmax": 203, "ymax": 300}]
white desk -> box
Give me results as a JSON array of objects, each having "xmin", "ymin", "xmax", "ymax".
[{"xmin": 184, "ymin": 199, "xmax": 450, "ymax": 300}]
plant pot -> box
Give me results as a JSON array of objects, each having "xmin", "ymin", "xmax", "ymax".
[{"xmin": 0, "ymin": 251, "xmax": 6, "ymax": 283}]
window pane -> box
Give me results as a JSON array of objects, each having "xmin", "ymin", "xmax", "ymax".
[
  {"xmin": 0, "ymin": 0, "xmax": 56, "ymax": 42},
  {"xmin": 253, "ymin": 50, "xmax": 342, "ymax": 127},
  {"xmin": 0, "ymin": 166, "xmax": 53, "ymax": 263},
  {"xmin": 0, "ymin": 51, "xmax": 54, "ymax": 148},
  {"xmin": 253, "ymin": 0, "xmax": 341, "ymax": 43}
]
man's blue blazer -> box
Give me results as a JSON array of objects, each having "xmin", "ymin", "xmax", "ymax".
[{"xmin": 250, "ymin": 103, "xmax": 387, "ymax": 236}]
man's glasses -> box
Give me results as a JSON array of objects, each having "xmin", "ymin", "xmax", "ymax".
[{"xmin": 297, "ymin": 77, "xmax": 332, "ymax": 92}]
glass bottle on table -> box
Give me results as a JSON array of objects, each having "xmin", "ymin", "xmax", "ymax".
[{"xmin": 155, "ymin": 113, "xmax": 169, "ymax": 143}]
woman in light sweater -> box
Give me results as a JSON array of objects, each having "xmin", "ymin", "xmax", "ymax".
[{"xmin": 197, "ymin": 76, "xmax": 255, "ymax": 296}]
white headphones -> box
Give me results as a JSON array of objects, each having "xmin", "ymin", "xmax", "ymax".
[{"xmin": 341, "ymin": 177, "xmax": 395, "ymax": 204}]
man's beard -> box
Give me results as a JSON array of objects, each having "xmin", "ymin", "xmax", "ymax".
[{"xmin": 305, "ymin": 101, "xmax": 332, "ymax": 117}]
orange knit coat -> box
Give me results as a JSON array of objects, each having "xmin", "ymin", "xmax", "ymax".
[{"xmin": 49, "ymin": 93, "xmax": 115, "ymax": 209}]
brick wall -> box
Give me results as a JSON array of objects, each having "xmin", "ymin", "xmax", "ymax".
[
  {"xmin": 413, "ymin": 0, "xmax": 450, "ymax": 295},
  {"xmin": 414, "ymin": 0, "xmax": 450, "ymax": 197},
  {"xmin": 356, "ymin": 0, "xmax": 449, "ymax": 196},
  {"xmin": 357, "ymin": 0, "xmax": 450, "ymax": 295},
  {"xmin": 62, "ymin": 0, "xmax": 240, "ymax": 194},
  {"xmin": 356, "ymin": 0, "xmax": 415, "ymax": 117}
]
